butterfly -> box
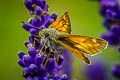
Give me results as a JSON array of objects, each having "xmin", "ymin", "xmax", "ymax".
[{"xmin": 38, "ymin": 12, "xmax": 108, "ymax": 65}]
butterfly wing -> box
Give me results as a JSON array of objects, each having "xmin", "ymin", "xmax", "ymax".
[
  {"xmin": 48, "ymin": 12, "xmax": 71, "ymax": 34},
  {"xmin": 55, "ymin": 35, "xmax": 108, "ymax": 64}
]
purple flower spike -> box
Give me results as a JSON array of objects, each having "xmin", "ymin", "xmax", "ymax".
[{"xmin": 18, "ymin": 0, "xmax": 70, "ymax": 79}]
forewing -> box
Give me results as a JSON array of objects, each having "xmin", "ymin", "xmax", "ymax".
[
  {"xmin": 48, "ymin": 12, "xmax": 71, "ymax": 34},
  {"xmin": 57, "ymin": 35, "xmax": 108, "ymax": 55}
]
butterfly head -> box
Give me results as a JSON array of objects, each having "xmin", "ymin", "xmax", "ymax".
[{"xmin": 39, "ymin": 28, "xmax": 59, "ymax": 40}]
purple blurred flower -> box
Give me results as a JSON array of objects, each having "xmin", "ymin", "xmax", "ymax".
[
  {"xmin": 85, "ymin": 60, "xmax": 109, "ymax": 80},
  {"xmin": 99, "ymin": 0, "xmax": 120, "ymax": 52},
  {"xmin": 101, "ymin": 26, "xmax": 120, "ymax": 46},
  {"xmin": 111, "ymin": 64, "xmax": 120, "ymax": 78},
  {"xmin": 63, "ymin": 50, "xmax": 73, "ymax": 78},
  {"xmin": 100, "ymin": 0, "xmax": 120, "ymax": 28},
  {"xmin": 100, "ymin": 0, "xmax": 120, "ymax": 30},
  {"xmin": 100, "ymin": 0, "xmax": 119, "ymax": 20}
]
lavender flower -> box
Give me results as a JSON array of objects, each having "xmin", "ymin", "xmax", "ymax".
[{"xmin": 18, "ymin": 0, "xmax": 69, "ymax": 80}]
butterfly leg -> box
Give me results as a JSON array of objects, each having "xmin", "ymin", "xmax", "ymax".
[
  {"xmin": 42, "ymin": 53, "xmax": 51, "ymax": 70},
  {"xmin": 37, "ymin": 40, "xmax": 47, "ymax": 56},
  {"xmin": 33, "ymin": 38, "xmax": 40, "ymax": 47},
  {"xmin": 56, "ymin": 50, "xmax": 63, "ymax": 65}
]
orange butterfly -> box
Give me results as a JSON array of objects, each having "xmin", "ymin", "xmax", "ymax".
[{"xmin": 38, "ymin": 12, "xmax": 108, "ymax": 65}]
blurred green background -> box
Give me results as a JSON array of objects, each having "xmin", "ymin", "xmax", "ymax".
[{"xmin": 0, "ymin": 0, "xmax": 119, "ymax": 80}]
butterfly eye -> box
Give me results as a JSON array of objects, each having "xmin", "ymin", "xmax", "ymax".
[{"xmin": 45, "ymin": 33, "xmax": 49, "ymax": 38}]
